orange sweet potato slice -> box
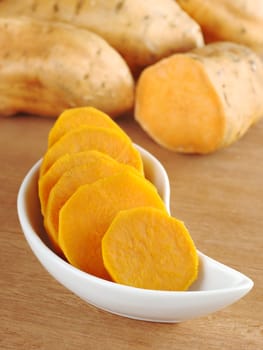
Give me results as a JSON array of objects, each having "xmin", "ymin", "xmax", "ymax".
[
  {"xmin": 39, "ymin": 150, "xmax": 113, "ymax": 215},
  {"xmin": 40, "ymin": 126, "xmax": 143, "ymax": 176},
  {"xmin": 102, "ymin": 207, "xmax": 198, "ymax": 291},
  {"xmin": 58, "ymin": 170, "xmax": 167, "ymax": 280},
  {"xmin": 48, "ymin": 106, "xmax": 128, "ymax": 147},
  {"xmin": 44, "ymin": 153, "xmax": 141, "ymax": 254}
]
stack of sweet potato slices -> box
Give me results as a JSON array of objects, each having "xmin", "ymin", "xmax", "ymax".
[{"xmin": 38, "ymin": 106, "xmax": 198, "ymax": 291}]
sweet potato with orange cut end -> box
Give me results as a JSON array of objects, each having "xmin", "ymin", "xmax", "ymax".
[
  {"xmin": 48, "ymin": 106, "xmax": 128, "ymax": 147},
  {"xmin": 58, "ymin": 170, "xmax": 167, "ymax": 280},
  {"xmin": 102, "ymin": 207, "xmax": 198, "ymax": 291},
  {"xmin": 40, "ymin": 126, "xmax": 143, "ymax": 176},
  {"xmin": 135, "ymin": 42, "xmax": 263, "ymax": 154},
  {"xmin": 44, "ymin": 153, "xmax": 141, "ymax": 254}
]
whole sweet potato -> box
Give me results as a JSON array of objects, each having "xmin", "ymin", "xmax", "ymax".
[
  {"xmin": 0, "ymin": 17, "xmax": 134, "ymax": 118},
  {"xmin": 0, "ymin": 0, "xmax": 204, "ymax": 70},
  {"xmin": 177, "ymin": 0, "xmax": 263, "ymax": 55}
]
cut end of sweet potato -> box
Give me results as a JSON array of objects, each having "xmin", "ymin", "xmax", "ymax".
[
  {"xmin": 102, "ymin": 207, "xmax": 199, "ymax": 291},
  {"xmin": 135, "ymin": 54, "xmax": 225, "ymax": 154}
]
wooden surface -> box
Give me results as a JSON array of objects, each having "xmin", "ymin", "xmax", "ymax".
[{"xmin": 0, "ymin": 113, "xmax": 262, "ymax": 350}]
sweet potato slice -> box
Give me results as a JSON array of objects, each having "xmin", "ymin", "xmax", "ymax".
[
  {"xmin": 39, "ymin": 150, "xmax": 112, "ymax": 215},
  {"xmin": 44, "ymin": 153, "xmax": 141, "ymax": 254},
  {"xmin": 48, "ymin": 106, "xmax": 128, "ymax": 147},
  {"xmin": 40, "ymin": 126, "xmax": 143, "ymax": 175},
  {"xmin": 58, "ymin": 170, "xmax": 167, "ymax": 280},
  {"xmin": 102, "ymin": 207, "xmax": 198, "ymax": 291}
]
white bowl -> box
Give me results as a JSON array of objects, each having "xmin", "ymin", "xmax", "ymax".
[{"xmin": 17, "ymin": 145, "xmax": 253, "ymax": 323}]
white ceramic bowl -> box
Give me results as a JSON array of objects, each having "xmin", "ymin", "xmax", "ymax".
[{"xmin": 17, "ymin": 145, "xmax": 253, "ymax": 323}]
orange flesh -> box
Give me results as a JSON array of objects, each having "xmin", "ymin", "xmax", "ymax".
[
  {"xmin": 48, "ymin": 106, "xmax": 128, "ymax": 147},
  {"xmin": 38, "ymin": 150, "xmax": 114, "ymax": 215},
  {"xmin": 44, "ymin": 153, "xmax": 141, "ymax": 253},
  {"xmin": 40, "ymin": 126, "xmax": 143, "ymax": 176},
  {"xmin": 58, "ymin": 170, "xmax": 167, "ymax": 280},
  {"xmin": 135, "ymin": 55, "xmax": 225, "ymax": 154},
  {"xmin": 102, "ymin": 207, "xmax": 198, "ymax": 291}
]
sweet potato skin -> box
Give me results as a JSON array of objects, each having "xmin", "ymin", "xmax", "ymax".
[
  {"xmin": 0, "ymin": 17, "xmax": 134, "ymax": 118},
  {"xmin": 177, "ymin": 0, "xmax": 263, "ymax": 54},
  {"xmin": 135, "ymin": 42, "xmax": 263, "ymax": 154},
  {"xmin": 188, "ymin": 42, "xmax": 263, "ymax": 148},
  {"xmin": 0, "ymin": 0, "xmax": 204, "ymax": 69}
]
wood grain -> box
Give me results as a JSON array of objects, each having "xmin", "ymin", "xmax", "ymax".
[{"xmin": 0, "ymin": 114, "xmax": 262, "ymax": 350}]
